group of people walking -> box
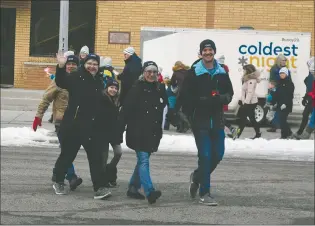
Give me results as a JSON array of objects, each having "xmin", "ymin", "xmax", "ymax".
[{"xmin": 32, "ymin": 40, "xmax": 314, "ymax": 206}]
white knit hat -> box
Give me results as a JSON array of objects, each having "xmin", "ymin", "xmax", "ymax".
[
  {"xmin": 279, "ymin": 67, "xmax": 289, "ymax": 75},
  {"xmin": 309, "ymin": 62, "xmax": 315, "ymax": 73},
  {"xmin": 80, "ymin": 45, "xmax": 89, "ymax": 54},
  {"xmin": 123, "ymin": 46, "xmax": 135, "ymax": 55},
  {"xmin": 103, "ymin": 57, "xmax": 112, "ymax": 67},
  {"xmin": 64, "ymin": 51, "xmax": 74, "ymax": 57}
]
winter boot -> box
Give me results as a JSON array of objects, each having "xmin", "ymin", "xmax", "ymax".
[
  {"xmin": 106, "ymin": 164, "xmax": 118, "ymax": 187},
  {"xmin": 251, "ymin": 132, "xmax": 261, "ymax": 139},
  {"xmin": 298, "ymin": 126, "xmax": 314, "ymax": 140},
  {"xmin": 147, "ymin": 190, "xmax": 162, "ymax": 204},
  {"xmin": 127, "ymin": 186, "xmax": 145, "ymax": 200},
  {"xmin": 69, "ymin": 175, "xmax": 83, "ymax": 191}
]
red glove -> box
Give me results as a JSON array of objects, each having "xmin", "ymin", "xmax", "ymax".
[{"xmin": 32, "ymin": 117, "xmax": 42, "ymax": 131}]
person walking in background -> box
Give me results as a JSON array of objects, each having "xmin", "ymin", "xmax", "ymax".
[
  {"xmin": 267, "ymin": 54, "xmax": 289, "ymax": 133},
  {"xmin": 33, "ymin": 54, "xmax": 83, "ymax": 191},
  {"xmin": 179, "ymin": 39, "xmax": 234, "ymax": 206},
  {"xmin": 79, "ymin": 45, "xmax": 89, "ymax": 67},
  {"xmin": 271, "ymin": 67, "xmax": 295, "ymax": 139},
  {"xmin": 118, "ymin": 61, "xmax": 167, "ymax": 204},
  {"xmin": 101, "ymin": 79, "xmax": 123, "ymax": 187},
  {"xmin": 117, "ymin": 47, "xmax": 142, "ymax": 106},
  {"xmin": 293, "ymin": 58, "xmax": 314, "ymax": 138},
  {"xmin": 233, "ymin": 64, "xmax": 261, "ymax": 140}
]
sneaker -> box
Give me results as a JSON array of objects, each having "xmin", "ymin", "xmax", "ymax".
[
  {"xmin": 94, "ymin": 187, "xmax": 112, "ymax": 200},
  {"xmin": 189, "ymin": 172, "xmax": 199, "ymax": 199},
  {"xmin": 53, "ymin": 183, "xmax": 67, "ymax": 195},
  {"xmin": 108, "ymin": 181, "xmax": 117, "ymax": 188},
  {"xmin": 127, "ymin": 190, "xmax": 145, "ymax": 200},
  {"xmin": 199, "ymin": 194, "xmax": 218, "ymax": 206},
  {"xmin": 69, "ymin": 176, "xmax": 83, "ymax": 191},
  {"xmin": 147, "ymin": 190, "xmax": 162, "ymax": 204}
]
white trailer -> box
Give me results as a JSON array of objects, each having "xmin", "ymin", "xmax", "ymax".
[{"xmin": 140, "ymin": 27, "xmax": 311, "ymax": 124}]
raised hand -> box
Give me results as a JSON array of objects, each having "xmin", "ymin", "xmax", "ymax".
[{"xmin": 56, "ymin": 50, "xmax": 67, "ymax": 67}]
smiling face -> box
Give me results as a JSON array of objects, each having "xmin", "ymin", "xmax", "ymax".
[
  {"xmin": 280, "ymin": 72, "xmax": 287, "ymax": 79},
  {"xmin": 65, "ymin": 62, "xmax": 77, "ymax": 73},
  {"xmin": 80, "ymin": 53, "xmax": 87, "ymax": 59},
  {"xmin": 84, "ymin": 59, "xmax": 99, "ymax": 75},
  {"xmin": 201, "ymin": 47, "xmax": 215, "ymax": 63},
  {"xmin": 143, "ymin": 65, "xmax": 158, "ymax": 83},
  {"xmin": 107, "ymin": 85, "xmax": 118, "ymax": 96}
]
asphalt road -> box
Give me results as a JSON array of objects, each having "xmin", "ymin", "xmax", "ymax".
[{"xmin": 1, "ymin": 146, "xmax": 314, "ymax": 225}]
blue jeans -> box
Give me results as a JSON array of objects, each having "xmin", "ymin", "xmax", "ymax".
[
  {"xmin": 193, "ymin": 129, "xmax": 225, "ymax": 196},
  {"xmin": 53, "ymin": 132, "xmax": 76, "ymax": 181},
  {"xmin": 129, "ymin": 151, "xmax": 154, "ymax": 197},
  {"xmin": 308, "ymin": 108, "xmax": 315, "ymax": 129}
]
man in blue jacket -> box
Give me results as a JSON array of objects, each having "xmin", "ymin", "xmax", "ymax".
[{"xmin": 178, "ymin": 39, "xmax": 234, "ymax": 206}]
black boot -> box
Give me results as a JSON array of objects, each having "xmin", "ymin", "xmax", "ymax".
[
  {"xmin": 127, "ymin": 186, "xmax": 145, "ymax": 200},
  {"xmin": 69, "ymin": 175, "xmax": 83, "ymax": 191},
  {"xmin": 147, "ymin": 190, "xmax": 162, "ymax": 204},
  {"xmin": 251, "ymin": 132, "xmax": 261, "ymax": 139}
]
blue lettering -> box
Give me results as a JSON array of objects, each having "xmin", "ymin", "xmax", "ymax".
[
  {"xmin": 273, "ymin": 46, "xmax": 282, "ymax": 55},
  {"xmin": 263, "ymin": 42, "xmax": 273, "ymax": 55},
  {"xmin": 258, "ymin": 42, "xmax": 262, "ymax": 55},
  {"xmin": 283, "ymin": 47, "xmax": 291, "ymax": 56},
  {"xmin": 292, "ymin": 44, "xmax": 298, "ymax": 56},
  {"xmin": 248, "ymin": 45, "xmax": 257, "ymax": 55},
  {"xmin": 239, "ymin": 45, "xmax": 247, "ymax": 54}
]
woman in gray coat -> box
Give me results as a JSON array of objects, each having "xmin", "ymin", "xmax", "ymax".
[{"xmin": 234, "ymin": 64, "xmax": 261, "ymax": 139}]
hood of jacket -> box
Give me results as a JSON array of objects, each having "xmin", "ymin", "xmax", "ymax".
[
  {"xmin": 172, "ymin": 64, "xmax": 190, "ymax": 72},
  {"xmin": 242, "ymin": 70, "xmax": 261, "ymax": 83}
]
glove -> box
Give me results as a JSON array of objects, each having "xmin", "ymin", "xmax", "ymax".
[
  {"xmin": 302, "ymin": 95, "xmax": 311, "ymax": 106},
  {"xmin": 238, "ymin": 100, "xmax": 243, "ymax": 106},
  {"xmin": 32, "ymin": 117, "xmax": 42, "ymax": 131},
  {"xmin": 280, "ymin": 104, "xmax": 286, "ymax": 110}
]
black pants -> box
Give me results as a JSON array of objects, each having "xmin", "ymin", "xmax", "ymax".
[
  {"xmin": 278, "ymin": 110, "xmax": 292, "ymax": 138},
  {"xmin": 238, "ymin": 103, "xmax": 260, "ymax": 136},
  {"xmin": 297, "ymin": 101, "xmax": 313, "ymax": 135},
  {"xmin": 54, "ymin": 132, "xmax": 109, "ymax": 192}
]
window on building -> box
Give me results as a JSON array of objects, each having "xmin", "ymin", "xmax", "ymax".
[{"xmin": 30, "ymin": 0, "xmax": 96, "ymax": 57}]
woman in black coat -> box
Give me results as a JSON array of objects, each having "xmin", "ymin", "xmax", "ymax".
[
  {"xmin": 53, "ymin": 51, "xmax": 112, "ymax": 200},
  {"xmin": 119, "ymin": 61, "xmax": 168, "ymax": 204},
  {"xmin": 271, "ymin": 67, "xmax": 295, "ymax": 139}
]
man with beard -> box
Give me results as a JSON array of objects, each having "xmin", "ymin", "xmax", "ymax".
[{"xmin": 179, "ymin": 39, "xmax": 234, "ymax": 206}]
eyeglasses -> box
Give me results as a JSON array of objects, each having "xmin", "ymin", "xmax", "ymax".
[
  {"xmin": 145, "ymin": 70, "xmax": 158, "ymax": 74},
  {"xmin": 86, "ymin": 62, "xmax": 99, "ymax": 67}
]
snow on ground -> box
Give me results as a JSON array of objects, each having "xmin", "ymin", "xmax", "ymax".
[{"xmin": 1, "ymin": 127, "xmax": 314, "ymax": 162}]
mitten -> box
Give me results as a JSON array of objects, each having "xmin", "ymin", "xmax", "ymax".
[{"xmin": 32, "ymin": 117, "xmax": 42, "ymax": 131}]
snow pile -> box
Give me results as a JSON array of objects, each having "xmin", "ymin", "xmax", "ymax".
[{"xmin": 1, "ymin": 127, "xmax": 314, "ymax": 162}]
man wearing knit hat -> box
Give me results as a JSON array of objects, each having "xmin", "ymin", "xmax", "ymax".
[
  {"xmin": 117, "ymin": 46, "xmax": 142, "ymax": 106},
  {"xmin": 33, "ymin": 54, "xmax": 83, "ymax": 191},
  {"xmin": 178, "ymin": 39, "xmax": 234, "ymax": 206}
]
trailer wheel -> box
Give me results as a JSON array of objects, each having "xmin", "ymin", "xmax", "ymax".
[{"xmin": 246, "ymin": 100, "xmax": 267, "ymax": 125}]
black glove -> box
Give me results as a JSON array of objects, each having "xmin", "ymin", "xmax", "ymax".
[
  {"xmin": 238, "ymin": 100, "xmax": 243, "ymax": 106},
  {"xmin": 302, "ymin": 94, "xmax": 310, "ymax": 106}
]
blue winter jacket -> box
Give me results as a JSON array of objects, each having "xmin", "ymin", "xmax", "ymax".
[{"xmin": 166, "ymin": 86, "xmax": 177, "ymax": 109}]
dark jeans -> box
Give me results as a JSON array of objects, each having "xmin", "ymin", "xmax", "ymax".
[
  {"xmin": 297, "ymin": 101, "xmax": 313, "ymax": 135},
  {"xmin": 278, "ymin": 110, "xmax": 292, "ymax": 138},
  {"xmin": 129, "ymin": 151, "xmax": 154, "ymax": 197},
  {"xmin": 53, "ymin": 131, "xmax": 76, "ymax": 181},
  {"xmin": 238, "ymin": 103, "xmax": 260, "ymax": 136},
  {"xmin": 54, "ymin": 132, "xmax": 108, "ymax": 192},
  {"xmin": 192, "ymin": 129, "xmax": 225, "ymax": 196}
]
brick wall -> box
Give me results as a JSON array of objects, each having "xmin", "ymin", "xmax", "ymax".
[
  {"xmin": 213, "ymin": 0, "xmax": 314, "ymax": 55},
  {"xmin": 21, "ymin": 64, "xmax": 56, "ymax": 90},
  {"xmin": 94, "ymin": 0, "xmax": 208, "ymax": 68}
]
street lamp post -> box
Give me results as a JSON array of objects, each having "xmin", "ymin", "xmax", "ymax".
[{"xmin": 58, "ymin": 0, "xmax": 69, "ymax": 52}]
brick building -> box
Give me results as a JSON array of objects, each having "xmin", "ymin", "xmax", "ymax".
[{"xmin": 1, "ymin": 0, "xmax": 314, "ymax": 89}]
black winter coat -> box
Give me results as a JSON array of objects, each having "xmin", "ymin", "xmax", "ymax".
[
  {"xmin": 55, "ymin": 65, "xmax": 110, "ymax": 142},
  {"xmin": 272, "ymin": 78, "xmax": 295, "ymax": 113},
  {"xmin": 101, "ymin": 92, "xmax": 122, "ymax": 145},
  {"xmin": 119, "ymin": 80, "xmax": 168, "ymax": 153},
  {"xmin": 178, "ymin": 60, "xmax": 234, "ymax": 131},
  {"xmin": 117, "ymin": 54, "xmax": 142, "ymax": 105}
]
